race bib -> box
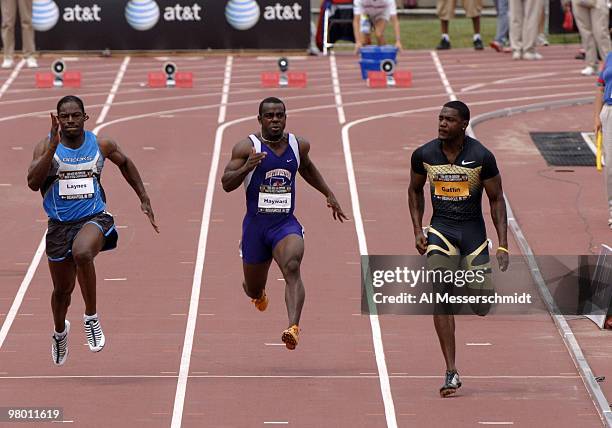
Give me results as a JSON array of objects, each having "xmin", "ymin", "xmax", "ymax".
[
  {"xmin": 58, "ymin": 170, "xmax": 95, "ymax": 200},
  {"xmin": 258, "ymin": 185, "xmax": 292, "ymax": 213},
  {"xmin": 433, "ymin": 174, "xmax": 469, "ymax": 199}
]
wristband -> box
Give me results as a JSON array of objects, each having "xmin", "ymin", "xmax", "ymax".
[{"xmin": 497, "ymin": 247, "xmax": 509, "ymax": 254}]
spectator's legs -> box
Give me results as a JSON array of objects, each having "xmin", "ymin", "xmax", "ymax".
[
  {"xmin": 573, "ymin": 1, "xmax": 597, "ymax": 69},
  {"xmin": 17, "ymin": 0, "xmax": 34, "ymax": 59},
  {"xmin": 509, "ymin": 0, "xmax": 525, "ymax": 57},
  {"xmin": 591, "ymin": 0, "xmax": 611, "ymax": 67},
  {"xmin": 521, "ymin": 0, "xmax": 543, "ymax": 55},
  {"xmin": 1, "ymin": 0, "xmax": 17, "ymax": 61}
]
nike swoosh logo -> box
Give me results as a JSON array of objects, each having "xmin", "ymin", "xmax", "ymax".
[
  {"xmin": 461, "ymin": 160, "xmax": 475, "ymax": 166},
  {"xmin": 287, "ymin": 159, "xmax": 293, "ymax": 163}
]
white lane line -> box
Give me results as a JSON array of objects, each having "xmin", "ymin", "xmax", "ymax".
[
  {"xmin": 0, "ymin": 59, "xmax": 25, "ymax": 98},
  {"xmin": 218, "ymin": 56, "xmax": 233, "ymax": 124},
  {"xmin": 430, "ymin": 51, "xmax": 455, "ymax": 101},
  {"xmin": 329, "ymin": 52, "xmax": 346, "ymax": 124},
  {"xmin": 462, "ymin": 73, "xmax": 557, "ymax": 93},
  {"xmin": 0, "ymin": 234, "xmax": 45, "ymax": 349},
  {"xmin": 104, "ymin": 278, "xmax": 127, "ymax": 281},
  {"xmin": 478, "ymin": 423, "xmax": 514, "ymax": 426},
  {"xmin": 170, "ymin": 60, "xmax": 235, "ymax": 428},
  {"xmin": 264, "ymin": 422, "xmax": 288, "ymax": 425},
  {"xmin": 336, "ymin": 73, "xmax": 397, "ymax": 428},
  {"xmin": 432, "ymin": 56, "xmax": 612, "ymax": 427},
  {"xmin": 581, "ymin": 132, "xmax": 606, "ymax": 166},
  {"xmin": 0, "ymin": 183, "xmax": 11, "ymax": 187},
  {"xmin": 264, "ymin": 343, "xmax": 286, "ymax": 346},
  {"xmin": 466, "ymin": 343, "xmax": 492, "ymax": 346},
  {"xmin": 96, "ymin": 56, "xmax": 130, "ymax": 124},
  {"xmin": 0, "ymin": 374, "xmax": 582, "ymax": 380}
]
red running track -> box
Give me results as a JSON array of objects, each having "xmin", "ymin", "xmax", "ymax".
[{"xmin": 0, "ymin": 46, "xmax": 609, "ymax": 427}]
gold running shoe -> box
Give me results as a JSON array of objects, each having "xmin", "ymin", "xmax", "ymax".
[
  {"xmin": 281, "ymin": 324, "xmax": 299, "ymax": 350},
  {"xmin": 252, "ymin": 290, "xmax": 269, "ymax": 312}
]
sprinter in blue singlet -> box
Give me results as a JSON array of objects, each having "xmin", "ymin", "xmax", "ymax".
[
  {"xmin": 222, "ymin": 97, "xmax": 348, "ymax": 350},
  {"xmin": 27, "ymin": 96, "xmax": 158, "ymax": 366}
]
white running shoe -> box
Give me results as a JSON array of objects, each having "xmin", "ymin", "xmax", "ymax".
[
  {"xmin": 25, "ymin": 57, "xmax": 38, "ymax": 68},
  {"xmin": 51, "ymin": 320, "xmax": 70, "ymax": 366},
  {"xmin": 581, "ymin": 66, "xmax": 597, "ymax": 76},
  {"xmin": 512, "ymin": 51, "xmax": 522, "ymax": 60},
  {"xmin": 523, "ymin": 52, "xmax": 543, "ymax": 61},
  {"xmin": 1, "ymin": 58, "xmax": 13, "ymax": 69},
  {"xmin": 84, "ymin": 317, "xmax": 105, "ymax": 352}
]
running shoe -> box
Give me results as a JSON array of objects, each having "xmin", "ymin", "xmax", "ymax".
[
  {"xmin": 84, "ymin": 317, "xmax": 106, "ymax": 352},
  {"xmin": 436, "ymin": 38, "xmax": 451, "ymax": 50},
  {"xmin": 473, "ymin": 38, "xmax": 484, "ymax": 50},
  {"xmin": 252, "ymin": 290, "xmax": 269, "ymax": 312},
  {"xmin": 439, "ymin": 370, "xmax": 462, "ymax": 397},
  {"xmin": 51, "ymin": 320, "xmax": 70, "ymax": 366},
  {"xmin": 489, "ymin": 41, "xmax": 502, "ymax": 52},
  {"xmin": 281, "ymin": 324, "xmax": 299, "ymax": 350}
]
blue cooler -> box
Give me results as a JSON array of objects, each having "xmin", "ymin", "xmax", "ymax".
[{"xmin": 359, "ymin": 45, "xmax": 398, "ymax": 80}]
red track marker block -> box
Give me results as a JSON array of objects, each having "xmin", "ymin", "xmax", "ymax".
[
  {"xmin": 35, "ymin": 72, "xmax": 54, "ymax": 88},
  {"xmin": 367, "ymin": 71, "xmax": 387, "ymax": 88},
  {"xmin": 175, "ymin": 71, "xmax": 193, "ymax": 88},
  {"xmin": 287, "ymin": 72, "xmax": 307, "ymax": 88},
  {"xmin": 148, "ymin": 72, "xmax": 166, "ymax": 88},
  {"xmin": 394, "ymin": 70, "xmax": 412, "ymax": 88},
  {"xmin": 63, "ymin": 71, "xmax": 81, "ymax": 88},
  {"xmin": 261, "ymin": 72, "xmax": 280, "ymax": 88}
]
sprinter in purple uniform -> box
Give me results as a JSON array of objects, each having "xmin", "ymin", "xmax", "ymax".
[{"xmin": 222, "ymin": 97, "xmax": 348, "ymax": 350}]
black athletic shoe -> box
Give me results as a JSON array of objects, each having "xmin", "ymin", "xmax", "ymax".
[
  {"xmin": 436, "ymin": 38, "xmax": 451, "ymax": 50},
  {"xmin": 474, "ymin": 38, "xmax": 484, "ymax": 50},
  {"xmin": 440, "ymin": 370, "xmax": 462, "ymax": 397}
]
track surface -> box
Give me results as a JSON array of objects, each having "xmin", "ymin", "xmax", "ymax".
[{"xmin": 0, "ymin": 46, "xmax": 610, "ymax": 427}]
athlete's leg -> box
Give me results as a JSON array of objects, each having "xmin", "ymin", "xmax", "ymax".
[
  {"xmin": 49, "ymin": 259, "xmax": 77, "ymax": 333},
  {"xmin": 242, "ymin": 259, "xmax": 272, "ymax": 299},
  {"xmin": 373, "ymin": 18, "xmax": 387, "ymax": 45},
  {"xmin": 272, "ymin": 234, "xmax": 305, "ymax": 327},
  {"xmin": 434, "ymin": 314, "xmax": 456, "ymax": 372},
  {"xmin": 71, "ymin": 223, "xmax": 104, "ymax": 316}
]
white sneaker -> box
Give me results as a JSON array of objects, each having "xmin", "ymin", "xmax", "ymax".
[
  {"xmin": 523, "ymin": 52, "xmax": 543, "ymax": 61},
  {"xmin": 84, "ymin": 317, "xmax": 105, "ymax": 352},
  {"xmin": 51, "ymin": 320, "xmax": 70, "ymax": 366},
  {"xmin": 512, "ymin": 51, "xmax": 522, "ymax": 60},
  {"xmin": 537, "ymin": 33, "xmax": 549, "ymax": 47},
  {"xmin": 581, "ymin": 66, "xmax": 597, "ymax": 76},
  {"xmin": 1, "ymin": 58, "xmax": 13, "ymax": 69},
  {"xmin": 25, "ymin": 57, "xmax": 38, "ymax": 68}
]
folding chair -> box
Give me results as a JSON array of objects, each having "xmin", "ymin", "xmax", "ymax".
[{"xmin": 320, "ymin": 0, "xmax": 355, "ymax": 55}]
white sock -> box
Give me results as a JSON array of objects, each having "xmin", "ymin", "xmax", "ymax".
[
  {"xmin": 84, "ymin": 313, "xmax": 98, "ymax": 323},
  {"xmin": 54, "ymin": 324, "xmax": 67, "ymax": 339},
  {"xmin": 473, "ymin": 33, "xmax": 481, "ymax": 41},
  {"xmin": 442, "ymin": 33, "xmax": 449, "ymax": 41}
]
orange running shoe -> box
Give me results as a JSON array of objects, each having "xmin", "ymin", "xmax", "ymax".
[
  {"xmin": 252, "ymin": 290, "xmax": 268, "ymax": 312},
  {"xmin": 281, "ymin": 324, "xmax": 299, "ymax": 350}
]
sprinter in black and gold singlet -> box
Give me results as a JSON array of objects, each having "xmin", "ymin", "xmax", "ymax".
[{"xmin": 408, "ymin": 101, "xmax": 509, "ymax": 398}]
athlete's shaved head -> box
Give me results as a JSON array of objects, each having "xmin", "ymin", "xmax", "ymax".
[
  {"xmin": 258, "ymin": 97, "xmax": 285, "ymax": 116},
  {"xmin": 443, "ymin": 100, "xmax": 470, "ymax": 122},
  {"xmin": 57, "ymin": 95, "xmax": 85, "ymax": 114}
]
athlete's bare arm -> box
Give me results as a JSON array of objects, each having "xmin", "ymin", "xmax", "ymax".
[
  {"xmin": 27, "ymin": 113, "xmax": 61, "ymax": 191},
  {"xmin": 296, "ymin": 137, "xmax": 348, "ymax": 222},
  {"xmin": 483, "ymin": 174, "xmax": 508, "ymax": 271},
  {"xmin": 98, "ymin": 138, "xmax": 159, "ymax": 233},
  {"xmin": 408, "ymin": 169, "xmax": 428, "ymax": 255},
  {"xmin": 222, "ymin": 139, "xmax": 267, "ymax": 192}
]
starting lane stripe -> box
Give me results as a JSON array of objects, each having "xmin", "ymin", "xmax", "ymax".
[
  {"xmin": 217, "ymin": 56, "xmax": 233, "ymax": 124},
  {"xmin": 96, "ymin": 56, "xmax": 131, "ymax": 124},
  {"xmin": 0, "ymin": 59, "xmax": 25, "ymax": 99},
  {"xmin": 0, "ymin": 234, "xmax": 46, "ymax": 350},
  {"xmin": 334, "ymin": 58, "xmax": 398, "ymax": 428}
]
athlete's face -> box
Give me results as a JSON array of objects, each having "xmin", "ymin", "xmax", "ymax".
[
  {"xmin": 57, "ymin": 101, "xmax": 88, "ymax": 138},
  {"xmin": 258, "ymin": 103, "xmax": 286, "ymax": 139},
  {"xmin": 438, "ymin": 107, "xmax": 467, "ymax": 141}
]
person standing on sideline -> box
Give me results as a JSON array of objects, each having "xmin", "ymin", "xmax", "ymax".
[
  {"xmin": 595, "ymin": 54, "xmax": 612, "ymax": 228},
  {"xmin": 436, "ymin": 0, "xmax": 484, "ymax": 50},
  {"xmin": 509, "ymin": 0, "xmax": 545, "ymax": 60},
  {"xmin": 1, "ymin": 0, "xmax": 37, "ymax": 68},
  {"xmin": 569, "ymin": 0, "xmax": 611, "ymax": 75}
]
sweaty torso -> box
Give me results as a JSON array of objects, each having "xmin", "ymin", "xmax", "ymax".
[{"xmin": 411, "ymin": 136, "xmax": 499, "ymax": 221}]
